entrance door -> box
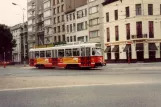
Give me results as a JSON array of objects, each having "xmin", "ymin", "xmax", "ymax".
[
  {"xmin": 137, "ymin": 51, "xmax": 144, "ymax": 61},
  {"xmin": 81, "ymin": 47, "xmax": 91, "ymax": 67},
  {"xmin": 149, "ymin": 51, "xmax": 156, "ymax": 61}
]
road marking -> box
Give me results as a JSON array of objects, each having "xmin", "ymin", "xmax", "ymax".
[{"xmin": 0, "ymin": 82, "xmax": 146, "ymax": 92}]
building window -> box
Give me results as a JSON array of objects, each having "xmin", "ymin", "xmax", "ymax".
[
  {"xmin": 70, "ymin": 14, "xmax": 72, "ymax": 20},
  {"xmin": 106, "ymin": 12, "xmax": 109, "ymax": 22},
  {"xmin": 77, "ymin": 22, "xmax": 84, "ymax": 31},
  {"xmin": 149, "ymin": 21, "xmax": 154, "ymax": 38},
  {"xmin": 53, "ymin": 8, "xmax": 56, "ymax": 15},
  {"xmin": 136, "ymin": 4, "xmax": 142, "ymax": 15},
  {"xmin": 160, "ymin": 4, "xmax": 161, "ymax": 15},
  {"xmin": 136, "ymin": 22, "xmax": 142, "ymax": 38},
  {"xmin": 62, "ymin": 24, "xmax": 65, "ymax": 32},
  {"xmin": 89, "ymin": 18, "xmax": 99, "ymax": 26},
  {"xmin": 70, "ymin": 36, "xmax": 72, "ymax": 42},
  {"xmin": 107, "ymin": 28, "xmax": 110, "ymax": 42},
  {"xmin": 67, "ymin": 25, "xmax": 69, "ymax": 33},
  {"xmin": 89, "ymin": 5, "xmax": 98, "ymax": 14},
  {"xmin": 125, "ymin": 6, "xmax": 130, "ymax": 17},
  {"xmin": 148, "ymin": 4, "xmax": 153, "ymax": 15},
  {"xmin": 53, "ymin": 17, "xmax": 56, "ymax": 24},
  {"xmin": 58, "ymin": 36, "xmax": 61, "ymax": 42},
  {"xmin": 54, "ymin": 36, "xmax": 57, "ymax": 42},
  {"xmin": 115, "ymin": 26, "xmax": 119, "ymax": 41},
  {"xmin": 89, "ymin": 30, "xmax": 99, "ymax": 38},
  {"xmin": 73, "ymin": 13, "xmax": 75, "ymax": 20},
  {"xmin": 66, "ymin": 15, "xmax": 68, "ymax": 21},
  {"xmin": 61, "ymin": 4, "xmax": 64, "ymax": 12},
  {"xmin": 73, "ymin": 23, "xmax": 76, "ymax": 32},
  {"xmin": 62, "ymin": 15, "xmax": 64, "ymax": 22},
  {"xmin": 54, "ymin": 27, "xmax": 56, "ymax": 33},
  {"xmin": 74, "ymin": 36, "xmax": 76, "ymax": 42},
  {"xmin": 126, "ymin": 23, "xmax": 130, "ymax": 40},
  {"xmin": 114, "ymin": 10, "xmax": 118, "ymax": 20},
  {"xmin": 53, "ymin": 0, "xmax": 55, "ymax": 5},
  {"xmin": 70, "ymin": 24, "xmax": 72, "ymax": 32},
  {"xmin": 58, "ymin": 26, "xmax": 60, "ymax": 33},
  {"xmin": 62, "ymin": 35, "xmax": 65, "ymax": 41},
  {"xmin": 57, "ymin": 6, "xmax": 60, "ymax": 13},
  {"xmin": 67, "ymin": 37, "xmax": 69, "ymax": 42},
  {"xmin": 57, "ymin": 16, "xmax": 60, "ymax": 23}
]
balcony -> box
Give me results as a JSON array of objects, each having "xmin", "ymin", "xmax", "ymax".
[{"xmin": 131, "ymin": 34, "xmax": 148, "ymax": 40}]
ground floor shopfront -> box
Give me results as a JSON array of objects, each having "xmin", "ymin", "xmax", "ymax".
[{"xmin": 104, "ymin": 39, "xmax": 161, "ymax": 63}]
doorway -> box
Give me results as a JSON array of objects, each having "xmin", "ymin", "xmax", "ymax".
[{"xmin": 137, "ymin": 51, "xmax": 144, "ymax": 61}]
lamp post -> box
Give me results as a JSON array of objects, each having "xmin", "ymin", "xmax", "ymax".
[{"xmin": 12, "ymin": 2, "xmax": 26, "ymax": 66}]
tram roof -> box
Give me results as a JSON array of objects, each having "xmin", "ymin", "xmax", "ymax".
[{"xmin": 29, "ymin": 43, "xmax": 100, "ymax": 52}]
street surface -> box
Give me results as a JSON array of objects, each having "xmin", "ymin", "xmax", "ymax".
[{"xmin": 0, "ymin": 63, "xmax": 161, "ymax": 107}]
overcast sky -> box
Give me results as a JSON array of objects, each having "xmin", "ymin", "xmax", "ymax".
[{"xmin": 0, "ymin": 0, "xmax": 27, "ymax": 27}]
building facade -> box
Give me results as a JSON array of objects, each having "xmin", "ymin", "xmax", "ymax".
[
  {"xmin": 27, "ymin": 0, "xmax": 44, "ymax": 49},
  {"xmin": 76, "ymin": 5, "xmax": 89, "ymax": 43},
  {"xmin": 11, "ymin": 24, "xmax": 22, "ymax": 63},
  {"xmin": 20, "ymin": 22, "xmax": 29, "ymax": 63},
  {"xmin": 65, "ymin": 5, "xmax": 88, "ymax": 43},
  {"xmin": 11, "ymin": 22, "xmax": 29, "ymax": 64},
  {"xmin": 87, "ymin": 0, "xmax": 104, "ymax": 43},
  {"xmin": 103, "ymin": 0, "xmax": 161, "ymax": 63}
]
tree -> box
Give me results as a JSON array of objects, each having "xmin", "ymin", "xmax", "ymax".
[{"xmin": 0, "ymin": 24, "xmax": 16, "ymax": 61}]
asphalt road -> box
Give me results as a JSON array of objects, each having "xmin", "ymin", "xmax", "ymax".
[
  {"xmin": 0, "ymin": 63, "xmax": 161, "ymax": 107},
  {"xmin": 0, "ymin": 83, "xmax": 161, "ymax": 107}
]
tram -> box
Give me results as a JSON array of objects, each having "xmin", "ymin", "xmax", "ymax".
[{"xmin": 29, "ymin": 43, "xmax": 104, "ymax": 69}]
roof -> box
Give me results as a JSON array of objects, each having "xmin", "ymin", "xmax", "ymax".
[
  {"xmin": 102, "ymin": 0, "xmax": 119, "ymax": 6},
  {"xmin": 29, "ymin": 43, "xmax": 100, "ymax": 52}
]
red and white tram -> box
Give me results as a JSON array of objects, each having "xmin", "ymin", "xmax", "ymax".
[{"xmin": 29, "ymin": 43, "xmax": 104, "ymax": 69}]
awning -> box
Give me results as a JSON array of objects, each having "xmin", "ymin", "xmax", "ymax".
[
  {"xmin": 112, "ymin": 46, "xmax": 119, "ymax": 52},
  {"xmin": 104, "ymin": 46, "xmax": 111, "ymax": 53},
  {"xmin": 136, "ymin": 43, "xmax": 144, "ymax": 51},
  {"xmin": 123, "ymin": 45, "xmax": 131, "ymax": 52},
  {"xmin": 149, "ymin": 43, "xmax": 158, "ymax": 51}
]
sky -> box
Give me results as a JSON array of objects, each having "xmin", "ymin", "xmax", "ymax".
[{"xmin": 0, "ymin": 0, "xmax": 27, "ymax": 27}]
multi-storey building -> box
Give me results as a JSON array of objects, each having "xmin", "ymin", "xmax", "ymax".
[
  {"xmin": 76, "ymin": 5, "xmax": 89, "ymax": 43},
  {"xmin": 103, "ymin": 0, "xmax": 161, "ymax": 63},
  {"xmin": 20, "ymin": 22, "xmax": 29, "ymax": 63},
  {"xmin": 27, "ymin": 0, "xmax": 44, "ymax": 49},
  {"xmin": 11, "ymin": 22, "xmax": 29, "ymax": 64},
  {"xmin": 11, "ymin": 24, "xmax": 22, "ymax": 63},
  {"xmin": 65, "ymin": 0, "xmax": 88, "ymax": 43},
  {"xmin": 65, "ymin": 10, "xmax": 77, "ymax": 43},
  {"xmin": 87, "ymin": 0, "xmax": 105, "ymax": 43},
  {"xmin": 51, "ymin": 0, "xmax": 66, "ymax": 44}
]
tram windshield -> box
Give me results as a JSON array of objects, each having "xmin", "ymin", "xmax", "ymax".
[{"xmin": 92, "ymin": 48, "xmax": 102, "ymax": 56}]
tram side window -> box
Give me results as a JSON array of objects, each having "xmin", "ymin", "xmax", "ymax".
[
  {"xmin": 65, "ymin": 49, "xmax": 72, "ymax": 57},
  {"xmin": 86, "ymin": 47, "xmax": 91, "ymax": 56},
  {"xmin": 55, "ymin": 50, "xmax": 58, "ymax": 58},
  {"xmin": 46, "ymin": 50, "xmax": 51, "ymax": 58},
  {"xmin": 35, "ymin": 51, "xmax": 39, "ymax": 58},
  {"xmin": 81, "ymin": 48, "xmax": 86, "ymax": 56},
  {"xmin": 73, "ymin": 48, "xmax": 80, "ymax": 56},
  {"xmin": 58, "ymin": 49, "xmax": 64, "ymax": 57},
  {"xmin": 92, "ymin": 48, "xmax": 95, "ymax": 56},
  {"xmin": 40, "ymin": 51, "xmax": 45, "ymax": 57},
  {"xmin": 52, "ymin": 50, "xmax": 55, "ymax": 58}
]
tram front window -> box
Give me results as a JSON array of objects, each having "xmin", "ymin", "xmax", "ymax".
[{"xmin": 92, "ymin": 48, "xmax": 102, "ymax": 56}]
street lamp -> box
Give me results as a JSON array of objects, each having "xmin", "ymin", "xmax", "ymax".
[{"xmin": 12, "ymin": 2, "xmax": 26, "ymax": 66}]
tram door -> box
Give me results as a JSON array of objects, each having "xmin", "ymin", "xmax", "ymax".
[{"xmin": 81, "ymin": 47, "xmax": 91, "ymax": 67}]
